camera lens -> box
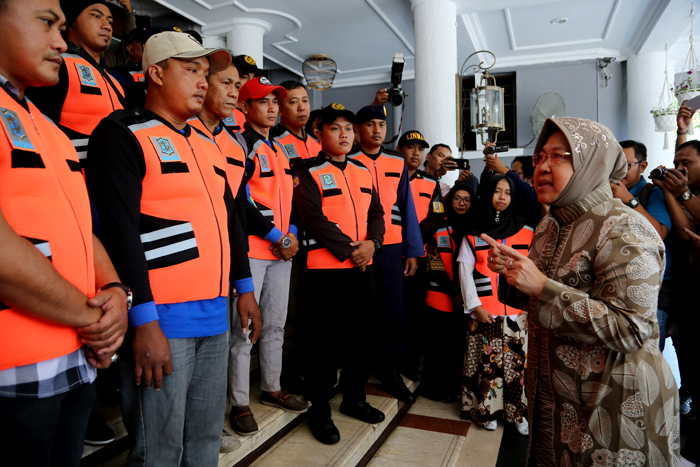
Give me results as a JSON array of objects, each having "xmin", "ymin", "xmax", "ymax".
[
  {"xmin": 485, "ymin": 146, "xmax": 495, "ymax": 154},
  {"xmin": 649, "ymin": 168, "xmax": 664, "ymax": 180},
  {"xmin": 388, "ymin": 89, "xmax": 403, "ymax": 107}
]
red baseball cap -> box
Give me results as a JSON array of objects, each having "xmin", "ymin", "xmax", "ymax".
[{"xmin": 238, "ymin": 76, "xmax": 288, "ymax": 102}]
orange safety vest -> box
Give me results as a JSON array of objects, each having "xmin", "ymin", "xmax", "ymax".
[
  {"xmin": 303, "ymin": 159, "xmax": 375, "ymax": 269},
  {"xmin": 246, "ymin": 138, "xmax": 294, "ymax": 260},
  {"xmin": 189, "ymin": 117, "xmax": 246, "ymax": 194},
  {"xmin": 129, "ymin": 70, "xmax": 145, "ymax": 83},
  {"xmin": 223, "ymin": 108, "xmax": 246, "ymax": 131},
  {"xmin": 410, "ymin": 171, "xmax": 440, "ymax": 223},
  {"xmin": 0, "ymin": 90, "xmax": 95, "ymax": 371},
  {"xmin": 127, "ymin": 116, "xmax": 230, "ymax": 304},
  {"xmin": 348, "ymin": 150, "xmax": 405, "ymax": 245},
  {"xmin": 425, "ymin": 225, "xmax": 457, "ymax": 312},
  {"xmin": 469, "ymin": 226, "xmax": 534, "ymax": 316},
  {"xmin": 275, "ymin": 127, "xmax": 322, "ymax": 163},
  {"xmin": 60, "ymin": 53, "xmax": 124, "ymax": 162}
]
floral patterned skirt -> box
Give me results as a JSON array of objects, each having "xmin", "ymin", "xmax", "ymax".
[{"xmin": 461, "ymin": 313, "xmax": 528, "ymax": 425}]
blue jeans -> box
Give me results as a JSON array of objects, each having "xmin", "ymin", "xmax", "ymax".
[{"xmin": 119, "ymin": 331, "xmax": 228, "ymax": 467}]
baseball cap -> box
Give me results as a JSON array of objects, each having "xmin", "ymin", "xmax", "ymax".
[
  {"xmin": 238, "ymin": 77, "xmax": 288, "ymax": 102},
  {"xmin": 319, "ymin": 103, "xmax": 356, "ymax": 126},
  {"xmin": 142, "ymin": 31, "xmax": 231, "ymax": 74},
  {"xmin": 236, "ymin": 55, "xmax": 262, "ymax": 76},
  {"xmin": 397, "ymin": 130, "xmax": 429, "ymax": 149},
  {"xmin": 356, "ymin": 104, "xmax": 387, "ymax": 124}
]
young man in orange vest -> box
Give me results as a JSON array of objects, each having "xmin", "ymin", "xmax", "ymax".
[
  {"xmin": 0, "ymin": 1, "xmax": 129, "ymax": 464},
  {"xmin": 229, "ymin": 76, "xmax": 308, "ymax": 436},
  {"xmin": 271, "ymin": 81, "xmax": 322, "ymax": 164},
  {"xmin": 85, "ymin": 32, "xmax": 261, "ymax": 466},
  {"xmin": 348, "ymin": 105, "xmax": 424, "ymax": 403},
  {"xmin": 26, "ymin": 0, "xmax": 126, "ymax": 168},
  {"xmin": 292, "ymin": 103, "xmax": 386, "ymax": 444},
  {"xmin": 396, "ymin": 130, "xmax": 442, "ymax": 381}
]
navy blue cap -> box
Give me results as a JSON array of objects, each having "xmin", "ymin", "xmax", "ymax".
[
  {"xmin": 356, "ymin": 104, "xmax": 387, "ymax": 124},
  {"xmin": 319, "ymin": 103, "xmax": 355, "ymax": 125}
]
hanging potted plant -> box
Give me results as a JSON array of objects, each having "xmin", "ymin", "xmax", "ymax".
[
  {"xmin": 652, "ymin": 40, "xmax": 679, "ymax": 149},
  {"xmin": 674, "ymin": 2, "xmax": 700, "ymax": 137}
]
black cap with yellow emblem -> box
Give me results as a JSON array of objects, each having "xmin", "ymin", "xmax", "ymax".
[
  {"xmin": 236, "ymin": 55, "xmax": 262, "ymax": 76},
  {"xmin": 356, "ymin": 104, "xmax": 387, "ymax": 124},
  {"xmin": 397, "ymin": 130, "xmax": 429, "ymax": 149},
  {"xmin": 319, "ymin": 103, "xmax": 356, "ymax": 126}
]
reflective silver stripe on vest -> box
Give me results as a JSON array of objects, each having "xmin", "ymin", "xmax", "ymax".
[
  {"xmin": 140, "ymin": 223, "xmax": 193, "ymax": 243},
  {"xmin": 391, "ymin": 205, "xmax": 402, "ymax": 222},
  {"xmin": 34, "ymin": 242, "xmax": 52, "ymax": 258},
  {"xmin": 128, "ymin": 120, "xmax": 164, "ymax": 133},
  {"xmin": 71, "ymin": 138, "xmax": 90, "ymax": 160},
  {"xmin": 144, "ymin": 238, "xmax": 198, "ymax": 261}
]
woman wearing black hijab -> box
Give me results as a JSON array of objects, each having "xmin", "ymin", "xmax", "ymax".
[
  {"xmin": 419, "ymin": 184, "xmax": 475, "ymax": 402},
  {"xmin": 459, "ymin": 174, "xmax": 533, "ymax": 435}
]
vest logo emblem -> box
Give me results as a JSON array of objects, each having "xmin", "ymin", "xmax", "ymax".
[
  {"xmin": 75, "ymin": 63, "xmax": 98, "ymax": 88},
  {"xmin": 0, "ymin": 108, "xmax": 34, "ymax": 151},
  {"xmin": 433, "ymin": 201, "xmax": 444, "ymax": 214},
  {"xmin": 150, "ymin": 137, "xmax": 181, "ymax": 162},
  {"xmin": 320, "ymin": 173, "xmax": 337, "ymax": 190},
  {"xmin": 437, "ymin": 235, "xmax": 450, "ymax": 248},
  {"xmin": 223, "ymin": 116, "xmax": 235, "ymax": 125},
  {"xmin": 475, "ymin": 236, "xmax": 488, "ymax": 246},
  {"xmin": 259, "ymin": 154, "xmax": 271, "ymax": 172},
  {"xmin": 284, "ymin": 144, "xmax": 298, "ymax": 158}
]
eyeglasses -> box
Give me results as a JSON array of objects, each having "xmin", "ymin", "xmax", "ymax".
[
  {"xmin": 533, "ymin": 151, "xmax": 571, "ymax": 167},
  {"xmin": 453, "ymin": 197, "xmax": 471, "ymax": 205},
  {"xmin": 627, "ymin": 161, "xmax": 641, "ymax": 170}
]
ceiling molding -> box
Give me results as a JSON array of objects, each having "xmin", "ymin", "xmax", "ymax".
[
  {"xmin": 152, "ymin": 0, "xmax": 206, "ymax": 26},
  {"xmin": 263, "ymin": 53, "xmax": 304, "ymax": 77},
  {"xmin": 460, "ymin": 13, "xmax": 491, "ymax": 66},
  {"xmin": 503, "ymin": 0, "xmax": 620, "ymax": 52},
  {"xmin": 331, "ymin": 69, "xmax": 416, "ymax": 89},
  {"xmin": 365, "ymin": 0, "xmax": 415, "ymax": 55},
  {"xmin": 627, "ymin": 0, "xmax": 673, "ymax": 55},
  {"xmin": 491, "ymin": 47, "xmax": 624, "ymax": 69}
]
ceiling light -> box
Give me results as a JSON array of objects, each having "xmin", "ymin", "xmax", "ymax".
[
  {"xmin": 302, "ymin": 54, "xmax": 337, "ymax": 91},
  {"xmin": 551, "ymin": 18, "xmax": 568, "ymax": 25}
]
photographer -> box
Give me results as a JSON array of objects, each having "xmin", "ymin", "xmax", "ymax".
[{"xmin": 651, "ymin": 141, "xmax": 700, "ymax": 465}]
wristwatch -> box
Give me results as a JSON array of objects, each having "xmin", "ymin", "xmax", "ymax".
[
  {"xmin": 625, "ymin": 197, "xmax": 640, "ymax": 209},
  {"xmin": 280, "ymin": 235, "xmax": 292, "ymax": 249},
  {"xmin": 100, "ymin": 282, "xmax": 133, "ymax": 310},
  {"xmin": 678, "ymin": 190, "xmax": 693, "ymax": 202}
]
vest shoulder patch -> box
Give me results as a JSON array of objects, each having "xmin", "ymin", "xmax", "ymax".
[
  {"xmin": 75, "ymin": 62, "xmax": 98, "ymax": 88},
  {"xmin": 284, "ymin": 144, "xmax": 298, "ymax": 158},
  {"xmin": 319, "ymin": 173, "xmax": 338, "ymax": 190},
  {"xmin": 437, "ymin": 235, "xmax": 450, "ymax": 248},
  {"xmin": 432, "ymin": 201, "xmax": 444, "ymax": 214},
  {"xmin": 0, "ymin": 108, "xmax": 34, "ymax": 151},
  {"xmin": 258, "ymin": 153, "xmax": 271, "ymax": 172},
  {"xmin": 149, "ymin": 136, "xmax": 181, "ymax": 162}
]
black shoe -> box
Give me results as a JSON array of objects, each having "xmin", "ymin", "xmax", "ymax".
[
  {"xmin": 309, "ymin": 415, "xmax": 340, "ymax": 444},
  {"xmin": 84, "ymin": 409, "xmax": 115, "ymax": 446},
  {"xmin": 340, "ymin": 400, "xmax": 386, "ymax": 424},
  {"xmin": 379, "ymin": 370, "xmax": 416, "ymax": 404},
  {"xmin": 420, "ymin": 385, "xmax": 456, "ymax": 403},
  {"xmin": 680, "ymin": 391, "xmax": 692, "ymax": 415},
  {"xmin": 400, "ymin": 365, "xmax": 422, "ymax": 382}
]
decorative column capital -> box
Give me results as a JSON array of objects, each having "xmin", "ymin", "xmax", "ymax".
[
  {"xmin": 410, "ymin": 0, "xmax": 456, "ymax": 12},
  {"xmin": 202, "ymin": 18, "xmax": 272, "ymax": 37}
]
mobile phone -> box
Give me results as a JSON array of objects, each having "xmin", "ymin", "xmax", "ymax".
[
  {"xmin": 451, "ymin": 158, "xmax": 470, "ymax": 170},
  {"xmin": 684, "ymin": 95, "xmax": 700, "ymax": 112}
]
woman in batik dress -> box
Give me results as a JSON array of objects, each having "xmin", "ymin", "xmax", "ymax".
[{"xmin": 484, "ymin": 117, "xmax": 680, "ymax": 467}]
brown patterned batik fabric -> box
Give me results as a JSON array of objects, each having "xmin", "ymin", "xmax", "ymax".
[
  {"xmin": 502, "ymin": 185, "xmax": 680, "ymax": 467},
  {"xmin": 461, "ymin": 313, "xmax": 528, "ymax": 426}
]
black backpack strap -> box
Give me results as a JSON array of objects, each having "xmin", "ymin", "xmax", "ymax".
[{"xmin": 638, "ymin": 183, "xmax": 654, "ymax": 209}]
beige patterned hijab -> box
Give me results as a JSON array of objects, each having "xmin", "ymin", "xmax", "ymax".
[{"xmin": 533, "ymin": 117, "xmax": 626, "ymax": 208}]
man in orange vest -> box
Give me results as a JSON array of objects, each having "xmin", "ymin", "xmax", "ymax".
[
  {"xmin": 229, "ymin": 76, "xmax": 308, "ymax": 436},
  {"xmin": 348, "ymin": 105, "xmax": 424, "ymax": 403},
  {"xmin": 26, "ymin": 0, "xmax": 126, "ymax": 168},
  {"xmin": 271, "ymin": 81, "xmax": 321, "ymax": 164},
  {"xmin": 0, "ymin": 1, "xmax": 129, "ymax": 464},
  {"xmin": 396, "ymin": 129, "xmax": 442, "ymax": 381},
  {"xmin": 85, "ymin": 31, "xmax": 261, "ymax": 466},
  {"xmin": 292, "ymin": 103, "xmax": 386, "ymax": 444}
]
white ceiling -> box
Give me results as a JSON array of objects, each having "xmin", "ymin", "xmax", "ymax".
[{"xmin": 131, "ymin": 0, "xmax": 699, "ymax": 87}]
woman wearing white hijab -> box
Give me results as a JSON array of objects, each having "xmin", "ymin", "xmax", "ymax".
[{"xmin": 484, "ymin": 118, "xmax": 680, "ymax": 466}]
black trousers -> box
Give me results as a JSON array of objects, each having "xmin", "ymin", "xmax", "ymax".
[
  {"xmin": 403, "ymin": 256, "xmax": 428, "ymax": 367},
  {"xmin": 372, "ymin": 243, "xmax": 405, "ymax": 369},
  {"xmin": 300, "ymin": 266, "xmax": 376, "ymax": 416},
  {"xmin": 0, "ymin": 381, "xmax": 96, "ymax": 467},
  {"xmin": 421, "ymin": 307, "xmax": 466, "ymax": 398}
]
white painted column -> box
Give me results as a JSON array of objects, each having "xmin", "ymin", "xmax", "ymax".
[
  {"xmin": 411, "ymin": 0, "xmax": 458, "ymax": 184},
  {"xmin": 201, "ymin": 36, "xmax": 226, "ymax": 50},
  {"xmin": 224, "ymin": 18, "xmax": 272, "ymax": 67},
  {"xmin": 627, "ymin": 52, "xmax": 676, "ymax": 170}
]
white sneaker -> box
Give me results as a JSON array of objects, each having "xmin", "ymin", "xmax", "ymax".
[
  {"xmin": 515, "ymin": 419, "xmax": 529, "ymax": 436},
  {"xmin": 220, "ymin": 429, "xmax": 241, "ymax": 453},
  {"xmin": 483, "ymin": 420, "xmax": 497, "ymax": 431}
]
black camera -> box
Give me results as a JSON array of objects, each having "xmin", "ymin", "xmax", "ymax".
[
  {"xmin": 649, "ymin": 167, "xmax": 686, "ymax": 180},
  {"xmin": 388, "ymin": 54, "xmax": 405, "ymax": 107},
  {"xmin": 484, "ymin": 144, "xmax": 509, "ymax": 154}
]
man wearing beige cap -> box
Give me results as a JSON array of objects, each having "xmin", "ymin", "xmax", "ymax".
[{"xmin": 85, "ymin": 31, "xmax": 261, "ymax": 466}]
